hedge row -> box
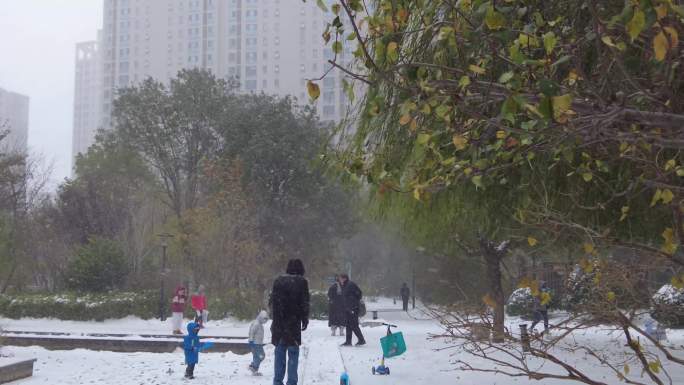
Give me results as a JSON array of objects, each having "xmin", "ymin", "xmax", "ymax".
[
  {"xmin": 0, "ymin": 291, "xmax": 160, "ymax": 321},
  {"xmin": 0, "ymin": 291, "xmax": 332, "ymax": 322}
]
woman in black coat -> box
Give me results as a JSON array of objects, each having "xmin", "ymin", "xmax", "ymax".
[{"xmin": 327, "ymin": 275, "xmax": 346, "ymax": 336}]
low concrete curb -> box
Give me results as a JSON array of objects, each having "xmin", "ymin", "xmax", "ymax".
[{"xmin": 0, "ymin": 359, "xmax": 36, "ymax": 384}]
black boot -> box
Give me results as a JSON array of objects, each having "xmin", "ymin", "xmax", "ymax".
[{"xmin": 185, "ymin": 364, "xmax": 195, "ymax": 379}]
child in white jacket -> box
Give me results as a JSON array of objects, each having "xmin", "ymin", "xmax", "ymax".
[{"xmin": 248, "ymin": 310, "xmax": 269, "ymax": 375}]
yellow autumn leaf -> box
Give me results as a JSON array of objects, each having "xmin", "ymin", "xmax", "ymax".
[
  {"xmin": 655, "ymin": 4, "xmax": 668, "ymax": 20},
  {"xmin": 540, "ymin": 291, "xmax": 552, "ymax": 306},
  {"xmin": 648, "ymin": 360, "xmax": 661, "ymax": 374},
  {"xmin": 665, "ymin": 159, "xmax": 677, "ymax": 171},
  {"xmin": 607, "ymin": 291, "xmax": 616, "ymax": 301},
  {"xmin": 528, "ymin": 237, "xmax": 538, "ymax": 247},
  {"xmin": 661, "ymin": 189, "xmax": 674, "ymax": 204},
  {"xmin": 552, "ymin": 94, "xmax": 573, "ymax": 122},
  {"xmin": 482, "ymin": 294, "xmax": 496, "ymax": 308},
  {"xmin": 620, "ymin": 206, "xmax": 629, "ymax": 222},
  {"xmin": 651, "ymin": 189, "xmax": 663, "ymax": 207},
  {"xmin": 306, "ymin": 81, "xmax": 321, "ymax": 101},
  {"xmin": 583, "ymin": 243, "xmax": 595, "ymax": 254},
  {"xmin": 413, "ymin": 188, "xmax": 421, "ymax": 201},
  {"xmin": 469, "ymin": 64, "xmax": 486, "ymax": 74},
  {"xmin": 654, "ymin": 31, "xmax": 669, "ymax": 61},
  {"xmin": 399, "ymin": 114, "xmax": 412, "ymax": 126},
  {"xmin": 662, "ymin": 227, "xmax": 678, "ymax": 255},
  {"xmin": 496, "ymin": 130, "xmax": 507, "ymax": 139},
  {"xmin": 453, "ymin": 134, "xmax": 468, "ymax": 150}
]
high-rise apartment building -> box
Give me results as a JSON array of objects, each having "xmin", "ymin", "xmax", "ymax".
[
  {"xmin": 73, "ymin": 38, "xmax": 102, "ymax": 159},
  {"xmin": 73, "ymin": 0, "xmax": 352, "ymax": 161},
  {"xmin": 0, "ymin": 87, "xmax": 29, "ymax": 153}
]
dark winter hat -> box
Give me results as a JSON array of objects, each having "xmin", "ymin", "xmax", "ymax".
[{"xmin": 286, "ymin": 259, "xmax": 305, "ymax": 276}]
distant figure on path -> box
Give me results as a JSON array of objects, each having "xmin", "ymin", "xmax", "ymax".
[
  {"xmin": 339, "ymin": 274, "xmax": 366, "ymax": 346},
  {"xmin": 530, "ymin": 281, "xmax": 552, "ymax": 332},
  {"xmin": 170, "ymin": 286, "xmax": 187, "ymax": 334},
  {"xmin": 327, "ymin": 275, "xmax": 346, "ymax": 336},
  {"xmin": 248, "ymin": 310, "xmax": 269, "ymax": 376},
  {"xmin": 270, "ymin": 259, "xmax": 310, "ymax": 385},
  {"xmin": 191, "ymin": 285, "xmax": 208, "ymax": 327},
  {"xmin": 400, "ymin": 282, "xmax": 410, "ymax": 311}
]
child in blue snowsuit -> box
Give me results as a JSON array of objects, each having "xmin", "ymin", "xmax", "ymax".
[{"xmin": 183, "ymin": 321, "xmax": 205, "ymax": 379}]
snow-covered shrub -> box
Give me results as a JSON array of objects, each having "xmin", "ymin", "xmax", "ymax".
[
  {"xmin": 506, "ymin": 287, "xmax": 535, "ymax": 318},
  {"xmin": 563, "ymin": 263, "xmax": 600, "ymax": 310},
  {"xmin": 0, "ymin": 291, "xmax": 158, "ymax": 321},
  {"xmin": 310, "ymin": 291, "xmax": 329, "ymax": 320},
  {"xmin": 651, "ymin": 284, "xmax": 684, "ymax": 327}
]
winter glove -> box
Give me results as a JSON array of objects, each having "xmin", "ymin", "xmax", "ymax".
[{"xmin": 301, "ymin": 319, "xmax": 309, "ymax": 331}]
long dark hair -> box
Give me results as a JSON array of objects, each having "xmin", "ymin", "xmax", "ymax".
[{"xmin": 286, "ymin": 259, "xmax": 305, "ymax": 276}]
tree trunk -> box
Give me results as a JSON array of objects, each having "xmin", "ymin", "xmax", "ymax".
[{"xmin": 480, "ymin": 237, "xmax": 508, "ymax": 343}]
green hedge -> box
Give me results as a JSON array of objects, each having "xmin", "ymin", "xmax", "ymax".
[
  {"xmin": 0, "ymin": 290, "xmax": 335, "ymax": 322},
  {"xmin": 0, "ymin": 291, "xmax": 159, "ymax": 321}
]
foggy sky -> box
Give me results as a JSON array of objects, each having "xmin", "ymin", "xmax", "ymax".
[{"xmin": 0, "ymin": 0, "xmax": 102, "ymax": 187}]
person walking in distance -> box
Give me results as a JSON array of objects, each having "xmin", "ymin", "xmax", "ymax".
[
  {"xmin": 339, "ymin": 274, "xmax": 366, "ymax": 346},
  {"xmin": 270, "ymin": 259, "xmax": 310, "ymax": 385},
  {"xmin": 400, "ymin": 282, "xmax": 410, "ymax": 312},
  {"xmin": 327, "ymin": 274, "xmax": 345, "ymax": 336}
]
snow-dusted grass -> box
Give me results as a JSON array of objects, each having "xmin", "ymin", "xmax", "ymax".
[{"xmin": 1, "ymin": 298, "xmax": 684, "ymax": 384}]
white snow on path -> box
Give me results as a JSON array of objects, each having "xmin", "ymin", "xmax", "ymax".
[{"xmin": 3, "ymin": 298, "xmax": 684, "ymax": 384}]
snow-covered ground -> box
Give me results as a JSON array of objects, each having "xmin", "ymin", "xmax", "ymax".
[{"xmin": 2, "ymin": 298, "xmax": 684, "ymax": 384}]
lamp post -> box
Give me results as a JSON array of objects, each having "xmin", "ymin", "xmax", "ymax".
[
  {"xmin": 158, "ymin": 233, "xmax": 174, "ymax": 322},
  {"xmin": 414, "ymin": 246, "xmax": 425, "ymax": 310}
]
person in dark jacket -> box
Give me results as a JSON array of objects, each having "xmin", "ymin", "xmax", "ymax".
[
  {"xmin": 400, "ymin": 283, "xmax": 410, "ymax": 311},
  {"xmin": 339, "ymin": 274, "xmax": 366, "ymax": 346},
  {"xmin": 327, "ymin": 275, "xmax": 346, "ymax": 336},
  {"xmin": 270, "ymin": 259, "xmax": 310, "ymax": 385}
]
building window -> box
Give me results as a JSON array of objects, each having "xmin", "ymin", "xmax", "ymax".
[
  {"xmin": 245, "ymin": 79, "xmax": 257, "ymax": 91},
  {"xmin": 323, "ymin": 105, "xmax": 336, "ymax": 117}
]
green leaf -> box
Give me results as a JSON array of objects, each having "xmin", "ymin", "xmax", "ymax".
[
  {"xmin": 626, "ymin": 8, "xmax": 645, "ymax": 41},
  {"xmin": 342, "ymin": 79, "xmax": 355, "ymax": 102},
  {"xmin": 331, "ymin": 3, "xmax": 341, "ymax": 15},
  {"xmin": 332, "ymin": 41, "xmax": 343, "ymax": 54},
  {"xmin": 417, "ymin": 133, "xmax": 431, "ymax": 145},
  {"xmin": 485, "ymin": 6, "xmax": 506, "ymax": 30},
  {"xmin": 316, "ymin": 0, "xmax": 329, "ymax": 13},
  {"xmin": 347, "ymin": 31, "xmax": 357, "ymax": 41},
  {"xmin": 582, "ymin": 172, "xmax": 593, "ymax": 182},
  {"xmin": 459, "ymin": 76, "xmax": 471, "ymax": 89},
  {"xmin": 471, "ymin": 175, "xmax": 484, "ymax": 188},
  {"xmin": 387, "ymin": 41, "xmax": 399, "ymax": 62},
  {"xmin": 543, "ymin": 32, "xmax": 557, "ymax": 55},
  {"xmin": 499, "ymin": 71, "xmax": 514, "ymax": 83}
]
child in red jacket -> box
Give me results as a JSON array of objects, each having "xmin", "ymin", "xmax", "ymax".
[
  {"xmin": 170, "ymin": 286, "xmax": 187, "ymax": 335},
  {"xmin": 191, "ymin": 285, "xmax": 208, "ymax": 327}
]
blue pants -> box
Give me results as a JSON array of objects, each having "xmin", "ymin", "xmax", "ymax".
[
  {"xmin": 273, "ymin": 344, "xmax": 299, "ymax": 385},
  {"xmin": 250, "ymin": 343, "xmax": 265, "ymax": 370}
]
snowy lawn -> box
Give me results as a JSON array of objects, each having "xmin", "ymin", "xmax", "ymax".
[{"xmin": 2, "ymin": 299, "xmax": 684, "ymax": 384}]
